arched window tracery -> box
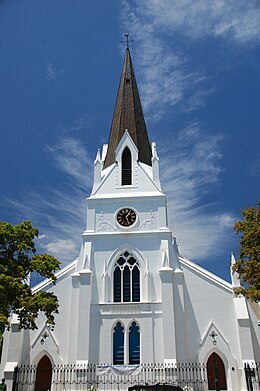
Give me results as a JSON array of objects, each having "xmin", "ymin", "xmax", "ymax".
[{"xmin": 113, "ymin": 252, "xmax": 140, "ymax": 303}]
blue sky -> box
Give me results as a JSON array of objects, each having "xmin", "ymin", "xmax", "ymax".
[{"xmin": 1, "ymin": 0, "xmax": 259, "ymax": 283}]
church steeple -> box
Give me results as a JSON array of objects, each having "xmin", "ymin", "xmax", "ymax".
[{"xmin": 103, "ymin": 48, "xmax": 152, "ymax": 169}]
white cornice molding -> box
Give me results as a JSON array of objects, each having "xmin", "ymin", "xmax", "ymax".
[
  {"xmin": 32, "ymin": 259, "xmax": 77, "ymax": 293},
  {"xmin": 82, "ymin": 229, "xmax": 172, "ymax": 238},
  {"xmin": 179, "ymin": 256, "xmax": 233, "ymax": 292},
  {"xmin": 88, "ymin": 191, "xmax": 166, "ymax": 200}
]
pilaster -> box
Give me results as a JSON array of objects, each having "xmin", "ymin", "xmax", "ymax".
[
  {"xmin": 76, "ymin": 269, "xmax": 93, "ymax": 362},
  {"xmin": 159, "ymin": 266, "xmax": 177, "ymax": 363}
]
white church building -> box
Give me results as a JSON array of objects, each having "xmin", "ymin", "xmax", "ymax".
[{"xmin": 1, "ymin": 48, "xmax": 259, "ymax": 391}]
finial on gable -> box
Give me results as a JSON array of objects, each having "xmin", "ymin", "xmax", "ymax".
[
  {"xmin": 231, "ymin": 252, "xmax": 236, "ymax": 265},
  {"xmin": 230, "ymin": 252, "xmax": 241, "ymax": 288},
  {"xmin": 94, "ymin": 148, "xmax": 101, "ymax": 165},
  {"xmin": 152, "ymin": 142, "xmax": 159, "ymax": 161}
]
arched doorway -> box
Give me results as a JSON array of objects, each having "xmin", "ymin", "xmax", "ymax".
[
  {"xmin": 35, "ymin": 355, "xmax": 52, "ymax": 391},
  {"xmin": 207, "ymin": 352, "xmax": 227, "ymax": 390}
]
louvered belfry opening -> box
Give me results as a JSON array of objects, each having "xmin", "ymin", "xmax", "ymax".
[{"xmin": 122, "ymin": 146, "xmax": 132, "ymax": 185}]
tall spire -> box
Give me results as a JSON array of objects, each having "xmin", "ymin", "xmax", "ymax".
[{"xmin": 103, "ymin": 48, "xmax": 152, "ymax": 169}]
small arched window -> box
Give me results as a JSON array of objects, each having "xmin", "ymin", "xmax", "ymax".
[
  {"xmin": 113, "ymin": 322, "xmax": 124, "ymax": 365},
  {"xmin": 113, "ymin": 252, "xmax": 140, "ymax": 303},
  {"xmin": 129, "ymin": 321, "xmax": 140, "ymax": 364},
  {"xmin": 122, "ymin": 147, "xmax": 132, "ymax": 185}
]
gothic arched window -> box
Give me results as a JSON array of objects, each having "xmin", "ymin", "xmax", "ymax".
[
  {"xmin": 113, "ymin": 322, "xmax": 124, "ymax": 365},
  {"xmin": 129, "ymin": 321, "xmax": 140, "ymax": 364},
  {"xmin": 113, "ymin": 252, "xmax": 140, "ymax": 303},
  {"xmin": 122, "ymin": 147, "xmax": 132, "ymax": 185}
]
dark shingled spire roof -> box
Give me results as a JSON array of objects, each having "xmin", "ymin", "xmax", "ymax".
[{"xmin": 103, "ymin": 48, "xmax": 152, "ymax": 169}]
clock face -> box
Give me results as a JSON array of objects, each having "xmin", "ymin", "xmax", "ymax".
[{"xmin": 117, "ymin": 208, "xmax": 136, "ymax": 227}]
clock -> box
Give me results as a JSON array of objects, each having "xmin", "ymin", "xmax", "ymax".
[{"xmin": 117, "ymin": 208, "xmax": 137, "ymax": 227}]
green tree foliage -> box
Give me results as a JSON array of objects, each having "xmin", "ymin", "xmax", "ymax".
[
  {"xmin": 233, "ymin": 202, "xmax": 260, "ymax": 302},
  {"xmin": 0, "ymin": 220, "xmax": 61, "ymax": 332}
]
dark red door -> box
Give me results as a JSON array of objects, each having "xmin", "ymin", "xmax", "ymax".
[
  {"xmin": 35, "ymin": 356, "xmax": 52, "ymax": 391},
  {"xmin": 207, "ymin": 353, "xmax": 227, "ymax": 390}
]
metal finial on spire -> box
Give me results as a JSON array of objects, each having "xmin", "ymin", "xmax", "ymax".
[{"xmin": 121, "ymin": 33, "xmax": 134, "ymax": 49}]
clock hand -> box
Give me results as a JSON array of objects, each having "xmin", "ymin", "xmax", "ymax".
[{"xmin": 126, "ymin": 211, "xmax": 131, "ymax": 224}]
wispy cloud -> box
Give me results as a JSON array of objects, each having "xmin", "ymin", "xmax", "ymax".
[
  {"xmin": 3, "ymin": 129, "xmax": 93, "ymax": 264},
  {"xmin": 249, "ymin": 153, "xmax": 260, "ymax": 177},
  {"xmin": 46, "ymin": 136, "xmax": 93, "ymax": 190},
  {"xmin": 120, "ymin": 3, "xmax": 213, "ymax": 119},
  {"xmin": 45, "ymin": 239, "xmax": 77, "ymax": 260},
  {"xmin": 159, "ymin": 122, "xmax": 236, "ymax": 261},
  {"xmin": 4, "ymin": 187, "xmax": 86, "ymax": 263},
  {"xmin": 123, "ymin": 0, "xmax": 260, "ymax": 45},
  {"xmin": 46, "ymin": 61, "xmax": 64, "ymax": 82},
  {"xmin": 120, "ymin": 0, "xmax": 260, "ymax": 119}
]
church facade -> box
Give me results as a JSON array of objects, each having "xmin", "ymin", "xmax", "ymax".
[{"xmin": 1, "ymin": 49, "xmax": 259, "ymax": 391}]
